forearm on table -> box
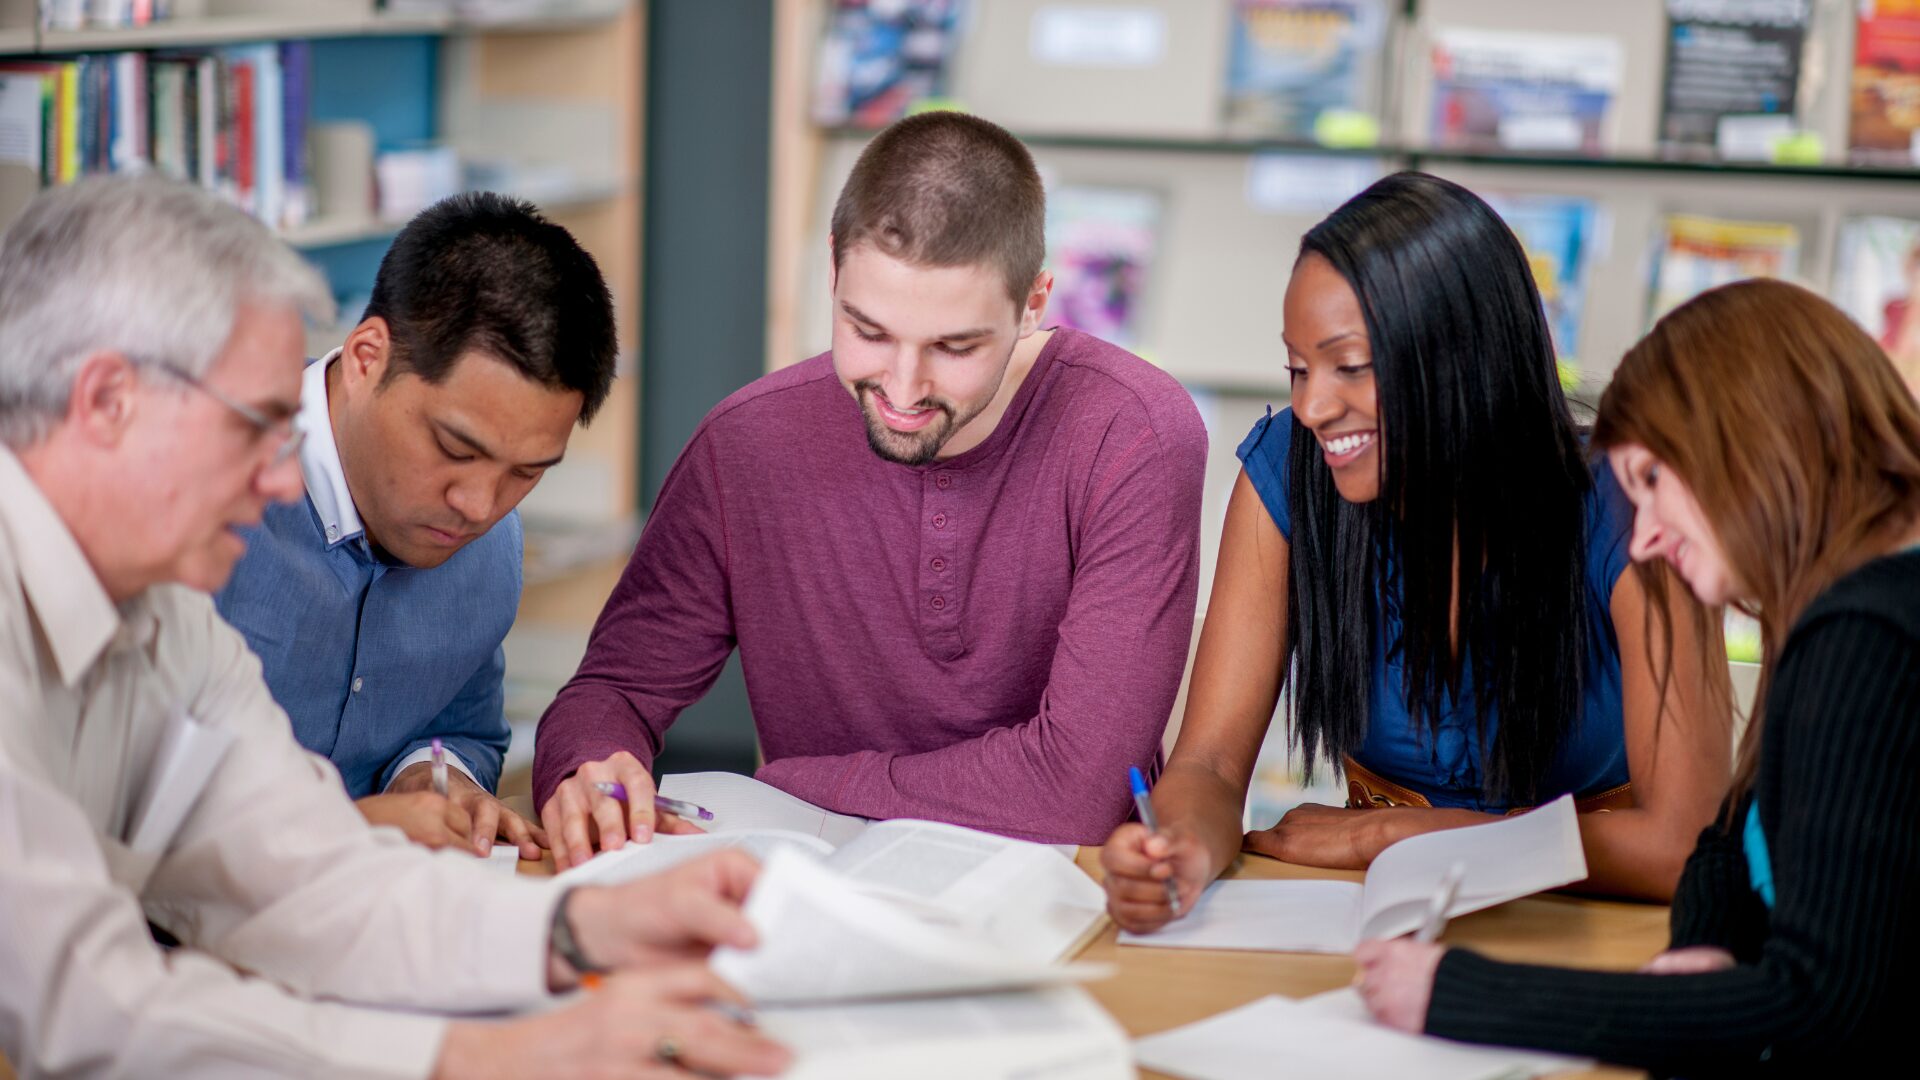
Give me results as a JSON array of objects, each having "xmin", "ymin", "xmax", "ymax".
[{"xmin": 1570, "ymin": 805, "xmax": 1698, "ymax": 901}]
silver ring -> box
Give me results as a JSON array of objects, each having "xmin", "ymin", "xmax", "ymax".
[{"xmin": 654, "ymin": 1035, "xmax": 683, "ymax": 1064}]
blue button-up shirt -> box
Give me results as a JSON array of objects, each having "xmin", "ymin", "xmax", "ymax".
[{"xmin": 215, "ymin": 354, "xmax": 522, "ymax": 797}]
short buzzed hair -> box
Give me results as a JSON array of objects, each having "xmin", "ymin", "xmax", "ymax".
[{"xmin": 830, "ymin": 111, "xmax": 1046, "ymax": 305}]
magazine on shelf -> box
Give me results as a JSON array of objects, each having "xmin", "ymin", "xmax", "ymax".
[
  {"xmin": 1658, "ymin": 0, "xmax": 1811, "ymax": 161},
  {"xmin": 1647, "ymin": 212, "xmax": 1801, "ymax": 323},
  {"xmin": 1427, "ymin": 27, "xmax": 1623, "ymax": 155},
  {"xmin": 812, "ymin": 0, "xmax": 966, "ymax": 128},
  {"xmin": 1850, "ymin": 1, "xmax": 1920, "ymax": 165},
  {"xmin": 1220, "ymin": 0, "xmax": 1388, "ymax": 141},
  {"xmin": 1486, "ymin": 194, "xmax": 1600, "ymax": 373},
  {"xmin": 1833, "ymin": 215, "xmax": 1920, "ymax": 378},
  {"xmin": 1043, "ymin": 184, "xmax": 1162, "ymax": 349}
]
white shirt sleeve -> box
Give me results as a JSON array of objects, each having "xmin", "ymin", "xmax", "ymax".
[{"xmin": 383, "ymin": 743, "xmax": 483, "ymax": 793}]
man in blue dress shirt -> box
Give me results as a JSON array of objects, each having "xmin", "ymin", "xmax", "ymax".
[{"xmin": 216, "ymin": 192, "xmax": 618, "ymax": 858}]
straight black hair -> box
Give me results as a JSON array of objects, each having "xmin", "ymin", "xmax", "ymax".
[
  {"xmin": 364, "ymin": 192, "xmax": 618, "ymax": 422},
  {"xmin": 1285, "ymin": 171, "xmax": 1593, "ymax": 804}
]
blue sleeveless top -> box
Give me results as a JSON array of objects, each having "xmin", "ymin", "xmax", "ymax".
[{"xmin": 1237, "ymin": 408, "xmax": 1633, "ymax": 811}]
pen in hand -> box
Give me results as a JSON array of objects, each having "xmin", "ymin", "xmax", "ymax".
[
  {"xmin": 1129, "ymin": 766, "xmax": 1183, "ymax": 917},
  {"xmin": 1413, "ymin": 861, "xmax": 1467, "ymax": 944},
  {"xmin": 430, "ymin": 737, "xmax": 449, "ymax": 799},
  {"xmin": 589, "ymin": 781, "xmax": 717, "ymax": 824}
]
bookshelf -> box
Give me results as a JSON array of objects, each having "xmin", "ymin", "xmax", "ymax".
[{"xmin": 769, "ymin": 0, "xmax": 1920, "ymax": 398}]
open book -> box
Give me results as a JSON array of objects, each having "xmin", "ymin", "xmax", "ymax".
[
  {"xmin": 1119, "ymin": 795, "xmax": 1586, "ymax": 954},
  {"xmin": 559, "ymin": 772, "xmax": 1110, "ymax": 999},
  {"xmin": 1134, "ymin": 987, "xmax": 1588, "ymax": 1080}
]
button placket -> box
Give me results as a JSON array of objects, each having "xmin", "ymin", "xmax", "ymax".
[{"xmin": 919, "ymin": 470, "xmax": 964, "ymax": 659}]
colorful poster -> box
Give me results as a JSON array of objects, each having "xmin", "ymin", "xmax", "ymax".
[
  {"xmin": 1833, "ymin": 215, "xmax": 1920, "ymax": 385},
  {"xmin": 1850, "ymin": 1, "xmax": 1920, "ymax": 165},
  {"xmin": 1044, "ymin": 185, "xmax": 1161, "ymax": 349},
  {"xmin": 1659, "ymin": 0, "xmax": 1810, "ymax": 160},
  {"xmin": 1222, "ymin": 0, "xmax": 1387, "ymax": 141},
  {"xmin": 1647, "ymin": 213, "xmax": 1801, "ymax": 324},
  {"xmin": 1429, "ymin": 28, "xmax": 1623, "ymax": 155},
  {"xmin": 812, "ymin": 0, "xmax": 965, "ymax": 128},
  {"xmin": 1486, "ymin": 194, "xmax": 1599, "ymax": 371}
]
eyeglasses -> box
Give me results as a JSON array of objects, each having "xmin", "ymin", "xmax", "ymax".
[{"xmin": 140, "ymin": 358, "xmax": 305, "ymax": 467}]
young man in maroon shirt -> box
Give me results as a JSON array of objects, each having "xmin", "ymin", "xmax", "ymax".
[{"xmin": 535, "ymin": 111, "xmax": 1207, "ymax": 862}]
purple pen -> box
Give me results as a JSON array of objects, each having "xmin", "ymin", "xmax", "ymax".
[{"xmin": 589, "ymin": 781, "xmax": 716, "ymax": 823}]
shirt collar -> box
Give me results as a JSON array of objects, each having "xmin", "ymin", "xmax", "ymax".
[
  {"xmin": 0, "ymin": 444, "xmax": 123, "ymax": 687},
  {"xmin": 300, "ymin": 349, "xmax": 366, "ymax": 549}
]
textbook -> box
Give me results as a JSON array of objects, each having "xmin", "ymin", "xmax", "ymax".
[
  {"xmin": 763, "ymin": 985, "xmax": 1132, "ymax": 1080},
  {"xmin": 1647, "ymin": 212, "xmax": 1801, "ymax": 324},
  {"xmin": 1220, "ymin": 0, "xmax": 1388, "ymax": 141},
  {"xmin": 1833, "ymin": 215, "xmax": 1920, "ymax": 364},
  {"xmin": 1044, "ymin": 185, "xmax": 1162, "ymax": 349},
  {"xmin": 559, "ymin": 772, "xmax": 1109, "ymax": 994},
  {"xmin": 1134, "ymin": 988, "xmax": 1587, "ymax": 1080},
  {"xmin": 1428, "ymin": 27, "xmax": 1623, "ymax": 155},
  {"xmin": 1658, "ymin": 0, "xmax": 1810, "ymax": 161},
  {"xmin": 811, "ymin": 0, "xmax": 965, "ymax": 127},
  {"xmin": 1851, "ymin": 2, "xmax": 1920, "ymax": 165},
  {"xmin": 1486, "ymin": 193, "xmax": 1599, "ymax": 372},
  {"xmin": 1117, "ymin": 795, "xmax": 1586, "ymax": 954}
]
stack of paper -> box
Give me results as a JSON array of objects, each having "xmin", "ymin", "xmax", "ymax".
[{"xmin": 1135, "ymin": 989, "xmax": 1589, "ymax": 1080}]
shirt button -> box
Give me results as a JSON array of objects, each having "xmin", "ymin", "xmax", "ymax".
[
  {"xmin": 930, "ymin": 557, "xmax": 946, "ymax": 572},
  {"xmin": 930, "ymin": 595, "xmax": 946, "ymax": 610},
  {"xmin": 936, "ymin": 474, "xmax": 952, "ymax": 489},
  {"xmin": 352, "ymin": 677, "xmax": 364, "ymax": 693},
  {"xmin": 932, "ymin": 513, "xmax": 947, "ymax": 529},
  {"xmin": 326, "ymin": 524, "xmax": 339, "ymax": 540}
]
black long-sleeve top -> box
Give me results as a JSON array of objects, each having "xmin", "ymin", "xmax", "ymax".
[{"xmin": 1423, "ymin": 549, "xmax": 1920, "ymax": 1078}]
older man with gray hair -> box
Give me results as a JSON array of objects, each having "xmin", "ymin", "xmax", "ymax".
[{"xmin": 0, "ymin": 177, "xmax": 788, "ymax": 1079}]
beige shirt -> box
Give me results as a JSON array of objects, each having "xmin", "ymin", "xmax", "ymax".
[{"xmin": 0, "ymin": 445, "xmax": 562, "ymax": 1079}]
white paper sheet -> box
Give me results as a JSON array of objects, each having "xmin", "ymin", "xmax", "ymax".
[
  {"xmin": 1134, "ymin": 993, "xmax": 1589, "ymax": 1080},
  {"xmin": 660, "ymin": 771, "xmax": 870, "ymax": 845}
]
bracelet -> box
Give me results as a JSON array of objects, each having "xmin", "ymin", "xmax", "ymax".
[{"xmin": 548, "ymin": 886, "xmax": 609, "ymax": 977}]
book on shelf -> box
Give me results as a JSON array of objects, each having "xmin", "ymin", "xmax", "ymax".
[
  {"xmin": 1658, "ymin": 0, "xmax": 1811, "ymax": 161},
  {"xmin": 1486, "ymin": 193, "xmax": 1599, "ymax": 376},
  {"xmin": 1427, "ymin": 27, "xmax": 1623, "ymax": 155},
  {"xmin": 812, "ymin": 0, "xmax": 965, "ymax": 128},
  {"xmin": 38, "ymin": 0, "xmax": 170, "ymax": 31},
  {"xmin": 1044, "ymin": 184, "xmax": 1161, "ymax": 350},
  {"xmin": 1850, "ymin": 1, "xmax": 1920, "ymax": 166},
  {"xmin": 1647, "ymin": 211, "xmax": 1801, "ymax": 324},
  {"xmin": 1833, "ymin": 214, "xmax": 1920, "ymax": 384},
  {"xmin": 0, "ymin": 42, "xmax": 312, "ymax": 233},
  {"xmin": 1220, "ymin": 0, "xmax": 1387, "ymax": 142}
]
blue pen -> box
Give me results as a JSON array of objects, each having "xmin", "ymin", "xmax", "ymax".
[{"xmin": 1129, "ymin": 766, "xmax": 1183, "ymax": 917}]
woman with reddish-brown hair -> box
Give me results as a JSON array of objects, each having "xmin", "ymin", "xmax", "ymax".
[{"xmin": 1355, "ymin": 277, "xmax": 1920, "ymax": 1077}]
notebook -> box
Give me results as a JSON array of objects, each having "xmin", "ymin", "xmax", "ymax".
[{"xmin": 1120, "ymin": 795, "xmax": 1587, "ymax": 954}]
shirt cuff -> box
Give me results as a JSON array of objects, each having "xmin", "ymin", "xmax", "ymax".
[{"xmin": 385, "ymin": 746, "xmax": 481, "ymax": 793}]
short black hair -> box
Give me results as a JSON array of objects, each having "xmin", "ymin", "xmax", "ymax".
[{"xmin": 363, "ymin": 192, "xmax": 617, "ymax": 422}]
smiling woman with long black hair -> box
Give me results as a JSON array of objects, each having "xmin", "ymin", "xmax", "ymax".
[{"xmin": 1102, "ymin": 172, "xmax": 1732, "ymax": 928}]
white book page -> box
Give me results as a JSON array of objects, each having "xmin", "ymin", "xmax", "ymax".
[
  {"xmin": 659, "ymin": 771, "xmax": 870, "ymax": 845},
  {"xmin": 1357, "ymin": 795, "xmax": 1587, "ymax": 941},
  {"xmin": 1116, "ymin": 879, "xmax": 1365, "ymax": 953},
  {"xmin": 1135, "ymin": 993, "xmax": 1582, "ymax": 1080},
  {"xmin": 824, "ymin": 819, "xmax": 1107, "ymax": 961},
  {"xmin": 556, "ymin": 829, "xmax": 835, "ymax": 887},
  {"xmin": 711, "ymin": 849, "xmax": 1110, "ymax": 1004},
  {"xmin": 762, "ymin": 986, "xmax": 1132, "ymax": 1080}
]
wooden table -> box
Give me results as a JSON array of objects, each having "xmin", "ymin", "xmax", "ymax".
[
  {"xmin": 511, "ymin": 820, "xmax": 1662, "ymax": 1080},
  {"xmin": 1069, "ymin": 848, "xmax": 1662, "ymax": 1080}
]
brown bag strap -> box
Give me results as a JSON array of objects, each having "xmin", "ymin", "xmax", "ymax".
[{"xmin": 1343, "ymin": 754, "xmax": 1634, "ymax": 815}]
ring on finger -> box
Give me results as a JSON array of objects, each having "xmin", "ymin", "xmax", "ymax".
[{"xmin": 654, "ymin": 1035, "xmax": 683, "ymax": 1064}]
